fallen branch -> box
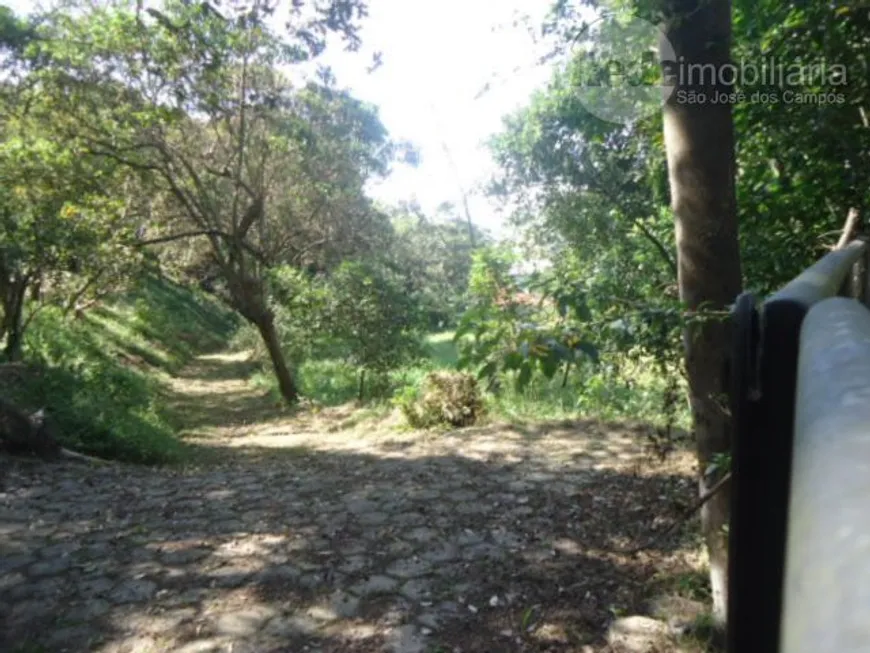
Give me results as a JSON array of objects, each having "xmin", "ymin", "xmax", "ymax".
[
  {"xmin": 0, "ymin": 400, "xmax": 116, "ymax": 466},
  {"xmin": 836, "ymin": 208, "xmax": 861, "ymax": 250},
  {"xmin": 58, "ymin": 447, "xmax": 115, "ymax": 465},
  {"xmin": 615, "ymin": 472, "xmax": 732, "ymax": 555}
]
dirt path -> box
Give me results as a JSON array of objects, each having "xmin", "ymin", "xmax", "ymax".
[{"xmin": 1, "ymin": 352, "xmax": 703, "ymax": 653}]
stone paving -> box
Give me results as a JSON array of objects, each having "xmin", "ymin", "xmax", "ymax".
[{"xmin": 0, "ymin": 354, "xmax": 699, "ymax": 653}]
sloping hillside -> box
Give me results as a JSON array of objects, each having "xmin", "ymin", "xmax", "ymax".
[{"xmin": 0, "ymin": 276, "xmax": 239, "ymax": 463}]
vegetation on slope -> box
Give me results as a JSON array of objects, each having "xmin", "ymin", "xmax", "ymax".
[{"xmin": 0, "ymin": 276, "xmax": 238, "ymax": 464}]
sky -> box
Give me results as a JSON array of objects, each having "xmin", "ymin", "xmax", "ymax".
[
  {"xmin": 5, "ymin": 0, "xmax": 556, "ymax": 236},
  {"xmin": 312, "ymin": 0, "xmax": 554, "ymax": 236}
]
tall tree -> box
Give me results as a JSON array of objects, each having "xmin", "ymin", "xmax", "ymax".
[
  {"xmin": 0, "ymin": 80, "xmax": 140, "ymax": 361},
  {"xmin": 25, "ymin": 0, "xmax": 389, "ymax": 403},
  {"xmin": 386, "ymin": 201, "xmax": 487, "ymax": 328},
  {"xmin": 659, "ymin": 0, "xmax": 742, "ymax": 628},
  {"xmin": 496, "ymin": 0, "xmax": 866, "ymax": 628}
]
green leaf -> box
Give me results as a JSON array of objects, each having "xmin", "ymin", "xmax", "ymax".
[
  {"xmin": 521, "ymin": 606, "xmax": 536, "ymax": 631},
  {"xmin": 550, "ymin": 340, "xmax": 572, "ymax": 361},
  {"xmin": 572, "ymin": 299, "xmax": 592, "ymax": 322},
  {"xmin": 540, "ymin": 353, "xmax": 559, "ymax": 379}
]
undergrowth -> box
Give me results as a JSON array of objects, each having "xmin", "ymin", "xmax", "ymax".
[
  {"xmin": 396, "ymin": 370, "xmax": 484, "ymax": 428},
  {"xmin": 245, "ymin": 329, "xmax": 689, "ymax": 433},
  {"xmin": 1, "ymin": 276, "xmax": 238, "ymax": 464},
  {"xmin": 487, "ymin": 357, "xmax": 688, "ymax": 427}
]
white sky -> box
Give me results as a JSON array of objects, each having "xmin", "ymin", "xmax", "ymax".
[
  {"xmin": 5, "ymin": 0, "xmax": 555, "ymax": 235},
  {"xmin": 316, "ymin": 0, "xmax": 553, "ymax": 236}
]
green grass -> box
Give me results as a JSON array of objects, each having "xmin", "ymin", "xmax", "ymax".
[
  {"xmin": 299, "ymin": 359, "xmax": 364, "ymax": 405},
  {"xmin": 658, "ymin": 569, "xmax": 712, "ymax": 603},
  {"xmin": 2, "ymin": 276, "xmax": 239, "ymax": 464},
  {"xmin": 416, "ymin": 332, "xmax": 688, "ymax": 428},
  {"xmin": 424, "ymin": 331, "xmax": 459, "ymax": 367},
  {"xmin": 249, "ymin": 326, "xmax": 687, "ymax": 435},
  {"xmin": 248, "ymin": 331, "xmax": 461, "ymax": 407},
  {"xmin": 122, "ymin": 276, "xmax": 239, "ymax": 371},
  {"xmin": 487, "ymin": 359, "xmax": 688, "ymax": 427}
]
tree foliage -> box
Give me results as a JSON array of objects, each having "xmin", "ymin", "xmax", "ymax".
[
  {"xmin": 456, "ymin": 247, "xmax": 599, "ymax": 392},
  {"xmin": 731, "ymin": 0, "xmax": 870, "ymax": 291},
  {"xmin": 0, "ymin": 79, "xmax": 141, "ymax": 360},
  {"xmin": 487, "ymin": 0, "xmax": 870, "ymax": 629},
  {"xmin": 386, "ymin": 201, "xmax": 487, "ymax": 328},
  {"xmin": 3, "ymin": 0, "xmax": 400, "ymax": 401},
  {"xmin": 486, "ymin": 0, "xmax": 870, "ymax": 392}
]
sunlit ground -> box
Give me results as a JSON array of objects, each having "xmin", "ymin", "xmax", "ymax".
[{"xmin": 2, "ymin": 351, "xmax": 708, "ymax": 653}]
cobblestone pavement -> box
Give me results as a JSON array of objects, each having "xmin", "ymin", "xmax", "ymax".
[{"xmin": 0, "ymin": 355, "xmax": 698, "ymax": 653}]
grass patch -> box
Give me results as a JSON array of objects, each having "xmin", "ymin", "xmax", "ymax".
[
  {"xmin": 247, "ymin": 329, "xmax": 688, "ymax": 436},
  {"xmin": 120, "ymin": 276, "xmax": 239, "ymax": 372},
  {"xmin": 299, "ymin": 359, "xmax": 364, "ymax": 405},
  {"xmin": 241, "ymin": 330, "xmax": 459, "ymax": 408},
  {"xmin": 657, "ymin": 569, "xmax": 712, "ymax": 603},
  {"xmin": 686, "ymin": 611, "xmax": 723, "ymax": 649},
  {"xmin": 250, "ymin": 359, "xmax": 372, "ymax": 407},
  {"xmin": 646, "ymin": 567, "xmax": 719, "ymax": 652},
  {"xmin": 250, "ymin": 335, "xmax": 456, "ymax": 408},
  {"xmin": 238, "ymin": 322, "xmax": 688, "ymax": 453},
  {"xmin": 487, "ymin": 358, "xmax": 687, "ymax": 427},
  {"xmin": 424, "ymin": 331, "xmax": 459, "ymax": 367},
  {"xmin": 420, "ymin": 332, "xmax": 687, "ymax": 429},
  {"xmin": 3, "ymin": 276, "xmax": 239, "ymax": 464}
]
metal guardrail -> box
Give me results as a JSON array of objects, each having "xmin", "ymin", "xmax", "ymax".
[
  {"xmin": 780, "ymin": 297, "xmax": 870, "ymax": 652},
  {"xmin": 728, "ymin": 239, "xmax": 869, "ymax": 653}
]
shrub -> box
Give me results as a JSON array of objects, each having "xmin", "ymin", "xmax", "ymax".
[
  {"xmin": 397, "ymin": 370, "xmax": 484, "ymax": 428},
  {"xmin": 242, "ymin": 262, "xmax": 426, "ymax": 404}
]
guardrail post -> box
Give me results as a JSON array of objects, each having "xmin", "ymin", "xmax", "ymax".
[{"xmin": 727, "ymin": 292, "xmax": 760, "ymax": 649}]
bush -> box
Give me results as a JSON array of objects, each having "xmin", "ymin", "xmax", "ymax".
[
  {"xmin": 240, "ymin": 262, "xmax": 427, "ymax": 405},
  {"xmin": 397, "ymin": 370, "xmax": 484, "ymax": 428}
]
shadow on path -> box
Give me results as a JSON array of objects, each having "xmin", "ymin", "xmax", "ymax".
[{"xmin": 0, "ymin": 352, "xmax": 703, "ymax": 653}]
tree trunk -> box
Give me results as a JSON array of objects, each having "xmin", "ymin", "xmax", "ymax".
[
  {"xmin": 253, "ymin": 312, "xmax": 299, "ymax": 404},
  {"xmin": 2, "ymin": 278, "xmax": 28, "ymax": 362},
  {"xmin": 4, "ymin": 322, "xmax": 23, "ymax": 362},
  {"xmin": 224, "ymin": 267, "xmax": 300, "ymax": 405},
  {"xmin": 358, "ymin": 368, "xmax": 366, "ymax": 402},
  {"xmin": 660, "ymin": 0, "xmax": 743, "ymax": 629}
]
